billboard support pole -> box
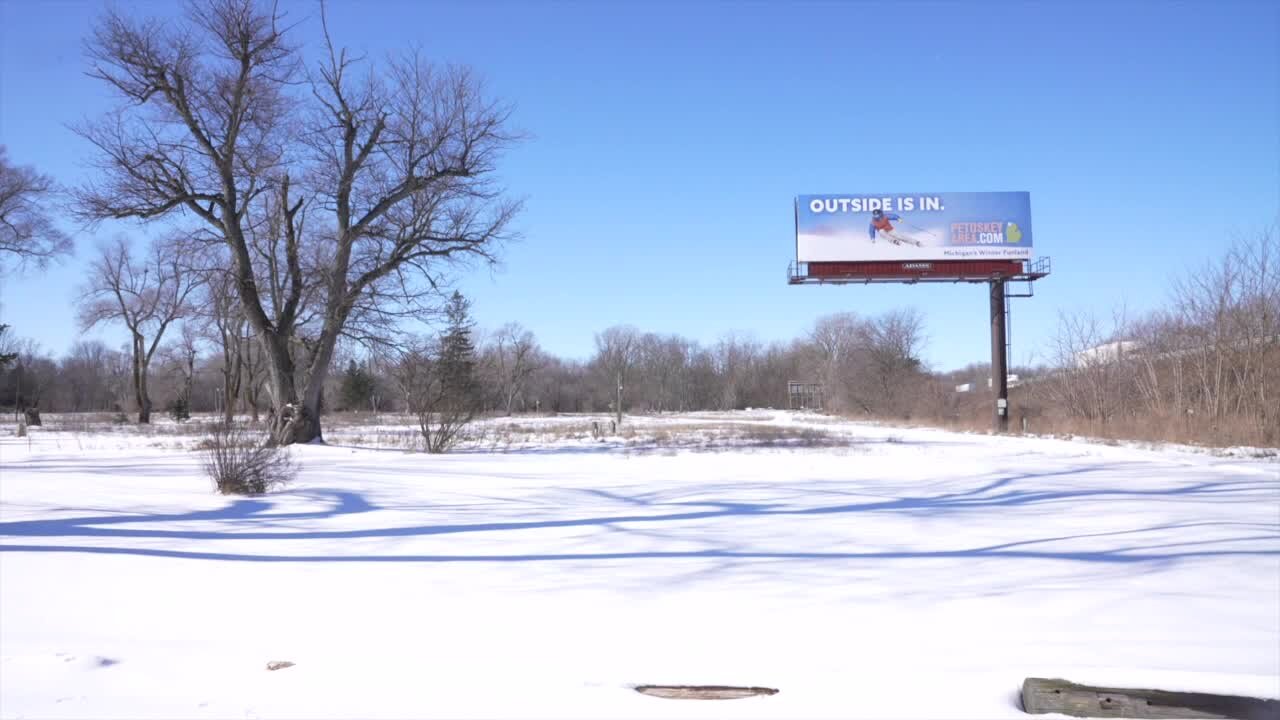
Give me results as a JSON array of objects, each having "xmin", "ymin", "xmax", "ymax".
[{"xmin": 990, "ymin": 280, "xmax": 1009, "ymax": 433}]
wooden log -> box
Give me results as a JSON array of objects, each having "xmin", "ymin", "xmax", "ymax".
[
  {"xmin": 634, "ymin": 685, "xmax": 778, "ymax": 700},
  {"xmin": 1022, "ymin": 677, "xmax": 1280, "ymax": 719}
]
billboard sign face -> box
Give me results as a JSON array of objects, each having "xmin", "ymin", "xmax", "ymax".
[{"xmin": 796, "ymin": 192, "xmax": 1033, "ymax": 263}]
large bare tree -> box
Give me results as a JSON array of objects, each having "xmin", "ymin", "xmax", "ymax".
[
  {"xmin": 77, "ymin": 0, "xmax": 521, "ymax": 444},
  {"xmin": 485, "ymin": 322, "xmax": 542, "ymax": 415},
  {"xmin": 593, "ymin": 325, "xmax": 640, "ymax": 422},
  {"xmin": 807, "ymin": 312, "xmax": 865, "ymax": 412},
  {"xmin": 78, "ymin": 236, "xmax": 199, "ymax": 423},
  {"xmin": 0, "ymin": 147, "xmax": 72, "ymax": 274}
]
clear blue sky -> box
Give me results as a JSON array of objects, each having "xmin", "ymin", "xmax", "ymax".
[{"xmin": 1, "ymin": 0, "xmax": 1277, "ymax": 371}]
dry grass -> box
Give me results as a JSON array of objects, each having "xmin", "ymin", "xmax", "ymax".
[
  {"xmin": 834, "ymin": 392, "xmax": 1279, "ymax": 456},
  {"xmin": 22, "ymin": 405, "xmax": 1276, "ymax": 457},
  {"xmin": 13, "ymin": 410, "xmax": 869, "ymax": 455},
  {"xmin": 481, "ymin": 420, "xmax": 862, "ymax": 454}
]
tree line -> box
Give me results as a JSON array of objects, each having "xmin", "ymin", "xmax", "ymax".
[
  {"xmin": 3, "ymin": 224, "xmax": 1275, "ymax": 447},
  {"xmin": 0, "ymin": 300, "xmax": 932, "ymax": 427}
]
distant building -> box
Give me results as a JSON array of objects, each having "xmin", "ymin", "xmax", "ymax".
[
  {"xmin": 1074, "ymin": 340, "xmax": 1141, "ymax": 368},
  {"xmin": 955, "ymin": 375, "xmax": 1020, "ymax": 393}
]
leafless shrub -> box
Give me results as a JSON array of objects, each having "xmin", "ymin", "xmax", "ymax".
[
  {"xmin": 202, "ymin": 423, "xmax": 296, "ymax": 495},
  {"xmin": 1045, "ymin": 309, "xmax": 1135, "ymax": 425},
  {"xmin": 1025, "ymin": 230, "xmax": 1280, "ymax": 446}
]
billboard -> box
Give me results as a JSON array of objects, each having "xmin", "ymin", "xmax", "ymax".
[{"xmin": 795, "ymin": 192, "xmax": 1033, "ymax": 263}]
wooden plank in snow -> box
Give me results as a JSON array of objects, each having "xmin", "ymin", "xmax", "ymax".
[
  {"xmin": 1021, "ymin": 677, "xmax": 1280, "ymax": 719},
  {"xmin": 634, "ymin": 685, "xmax": 778, "ymax": 700}
]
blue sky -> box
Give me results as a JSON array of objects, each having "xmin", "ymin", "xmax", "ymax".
[{"xmin": 1, "ymin": 0, "xmax": 1277, "ymax": 371}]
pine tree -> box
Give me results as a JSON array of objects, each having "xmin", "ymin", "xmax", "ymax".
[
  {"xmin": 410, "ymin": 292, "xmax": 481, "ymax": 453},
  {"xmin": 438, "ymin": 292, "xmax": 479, "ymax": 408},
  {"xmin": 0, "ymin": 325, "xmax": 17, "ymax": 370},
  {"xmin": 339, "ymin": 360, "xmax": 377, "ymax": 411}
]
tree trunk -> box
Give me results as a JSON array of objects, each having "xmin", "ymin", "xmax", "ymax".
[
  {"xmin": 132, "ymin": 334, "xmax": 152, "ymax": 424},
  {"xmin": 261, "ymin": 332, "xmax": 314, "ymax": 444},
  {"xmin": 138, "ymin": 365, "xmax": 152, "ymax": 424},
  {"xmin": 249, "ymin": 387, "xmax": 260, "ymax": 423},
  {"xmin": 220, "ymin": 340, "xmax": 241, "ymax": 425},
  {"xmin": 271, "ymin": 400, "xmax": 321, "ymax": 446},
  {"xmin": 222, "ymin": 371, "xmax": 235, "ymax": 425},
  {"xmin": 137, "ymin": 381, "xmax": 152, "ymax": 423},
  {"xmin": 183, "ymin": 351, "xmax": 195, "ymax": 411},
  {"xmin": 268, "ymin": 300, "xmax": 350, "ymax": 445},
  {"xmin": 242, "ymin": 337, "xmax": 260, "ymax": 423}
]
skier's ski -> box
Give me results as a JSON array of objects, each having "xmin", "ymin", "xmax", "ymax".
[{"xmin": 885, "ymin": 231, "xmax": 922, "ymax": 247}]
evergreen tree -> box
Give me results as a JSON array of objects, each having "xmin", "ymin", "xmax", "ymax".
[
  {"xmin": 409, "ymin": 292, "xmax": 481, "ymax": 453},
  {"xmin": 339, "ymin": 360, "xmax": 377, "ymax": 411},
  {"xmin": 438, "ymin": 292, "xmax": 479, "ymax": 408},
  {"xmin": 0, "ymin": 325, "xmax": 17, "ymax": 370}
]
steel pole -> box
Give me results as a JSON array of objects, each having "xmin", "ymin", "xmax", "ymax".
[{"xmin": 990, "ymin": 280, "xmax": 1009, "ymax": 433}]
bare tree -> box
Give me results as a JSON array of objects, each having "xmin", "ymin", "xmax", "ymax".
[
  {"xmin": 806, "ymin": 313, "xmax": 865, "ymax": 412},
  {"xmin": 400, "ymin": 342, "xmax": 462, "ymax": 453},
  {"xmin": 861, "ymin": 308, "xmax": 928, "ymax": 416},
  {"xmin": 59, "ymin": 340, "xmax": 118, "ymax": 412},
  {"xmin": 2, "ymin": 340, "xmax": 56, "ymax": 424},
  {"xmin": 1046, "ymin": 309, "xmax": 1135, "ymax": 426},
  {"xmin": 240, "ymin": 329, "xmax": 269, "ymax": 422},
  {"xmin": 401, "ymin": 343, "xmax": 474, "ymax": 453},
  {"xmin": 712, "ymin": 332, "xmax": 761, "ymax": 410},
  {"xmin": 160, "ymin": 323, "xmax": 202, "ymax": 419},
  {"xmin": 486, "ymin": 323, "xmax": 541, "ymax": 415},
  {"xmin": 593, "ymin": 325, "xmax": 640, "ymax": 422},
  {"xmin": 634, "ymin": 333, "xmax": 694, "ymax": 413},
  {"xmin": 526, "ymin": 356, "xmax": 589, "ymax": 414},
  {"xmin": 77, "ymin": 0, "xmax": 521, "ymax": 444},
  {"xmin": 1162, "ymin": 229, "xmax": 1280, "ymax": 441},
  {"xmin": 78, "ymin": 236, "xmax": 199, "ymax": 423},
  {"xmin": 198, "ymin": 265, "xmax": 248, "ymax": 423},
  {"xmin": 0, "ymin": 147, "xmax": 72, "ymax": 274}
]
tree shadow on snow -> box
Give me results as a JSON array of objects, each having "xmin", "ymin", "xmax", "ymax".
[{"xmin": 2, "ymin": 465, "xmax": 1277, "ymax": 567}]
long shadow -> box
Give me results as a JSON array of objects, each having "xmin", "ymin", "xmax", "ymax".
[
  {"xmin": 0, "ymin": 470, "xmax": 1063, "ymax": 542},
  {"xmin": 0, "ymin": 489, "xmax": 375, "ymax": 537},
  {"xmin": 2, "ymin": 465, "xmax": 1276, "ymax": 556},
  {"xmin": 1, "ymin": 544, "xmax": 1274, "ymax": 564},
  {"xmin": 11, "ymin": 461, "xmax": 203, "ymax": 477}
]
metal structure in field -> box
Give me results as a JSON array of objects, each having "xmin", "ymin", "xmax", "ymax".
[
  {"xmin": 789, "ymin": 192, "xmax": 1051, "ymax": 432},
  {"xmin": 787, "ymin": 381, "xmax": 824, "ymax": 411}
]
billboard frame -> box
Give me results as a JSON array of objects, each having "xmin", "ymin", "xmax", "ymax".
[
  {"xmin": 787, "ymin": 257, "xmax": 1050, "ymax": 285},
  {"xmin": 785, "ymin": 255, "xmax": 1051, "ymax": 434}
]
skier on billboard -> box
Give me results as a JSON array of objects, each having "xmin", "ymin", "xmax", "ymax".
[{"xmin": 869, "ymin": 208, "xmax": 923, "ymax": 247}]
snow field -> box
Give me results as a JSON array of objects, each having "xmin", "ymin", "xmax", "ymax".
[{"xmin": 2, "ymin": 412, "xmax": 1277, "ymax": 718}]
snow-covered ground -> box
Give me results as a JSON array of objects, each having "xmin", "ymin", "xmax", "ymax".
[{"xmin": 2, "ymin": 412, "xmax": 1278, "ymax": 719}]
